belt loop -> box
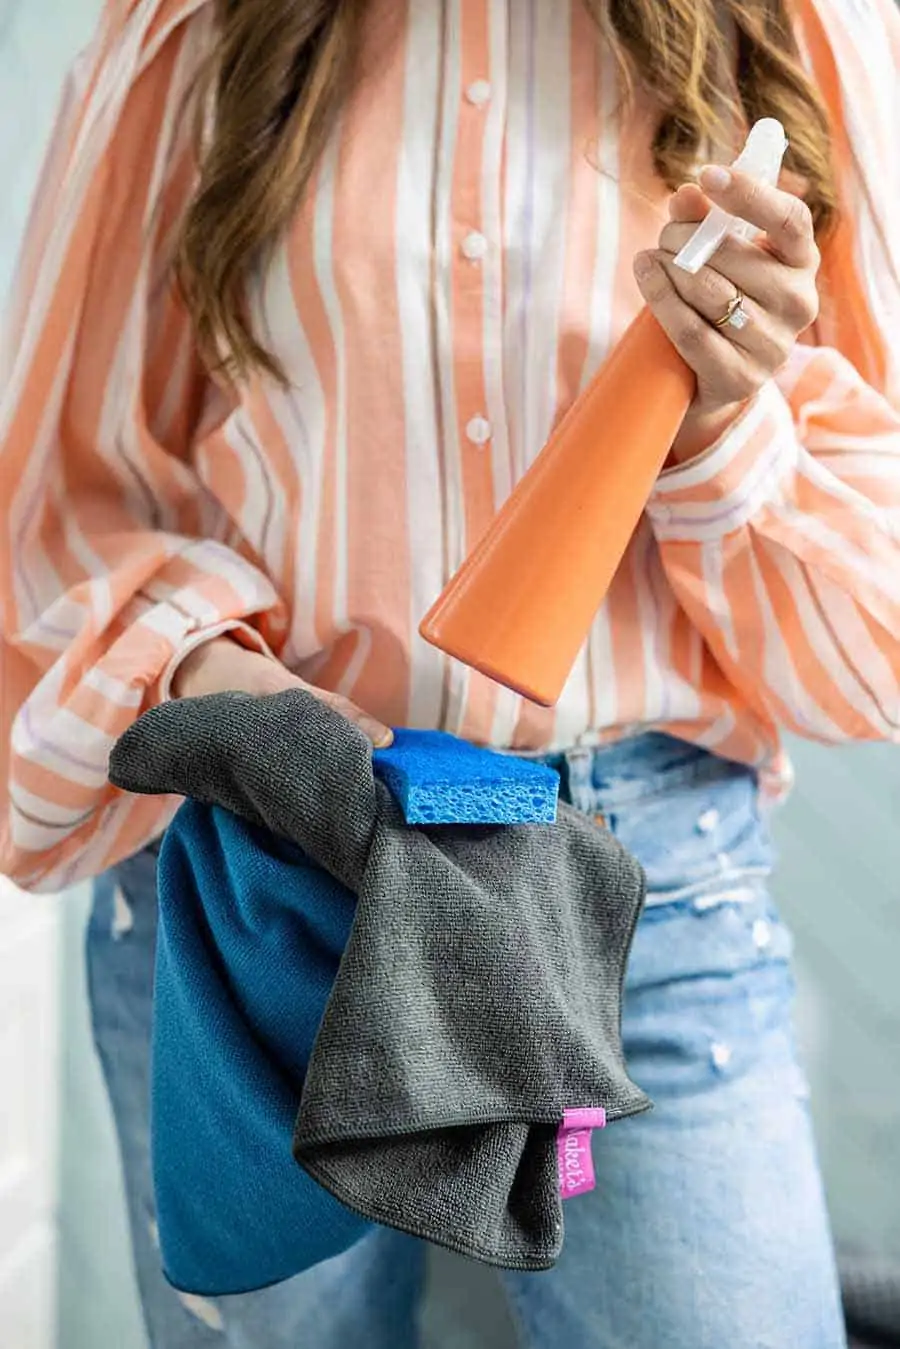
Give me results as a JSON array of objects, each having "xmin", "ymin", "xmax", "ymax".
[{"xmin": 564, "ymin": 748, "xmax": 597, "ymax": 817}]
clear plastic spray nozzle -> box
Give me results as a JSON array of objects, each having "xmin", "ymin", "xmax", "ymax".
[{"xmin": 672, "ymin": 118, "xmax": 789, "ymax": 276}]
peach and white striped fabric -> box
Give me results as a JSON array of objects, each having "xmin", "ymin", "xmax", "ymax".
[{"xmin": 1, "ymin": 0, "xmax": 899, "ymax": 891}]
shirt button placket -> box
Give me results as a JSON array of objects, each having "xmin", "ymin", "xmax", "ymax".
[{"xmin": 458, "ymin": 57, "xmax": 492, "ymax": 460}]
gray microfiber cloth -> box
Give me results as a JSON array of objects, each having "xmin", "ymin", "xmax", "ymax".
[
  {"xmin": 840, "ymin": 1252, "xmax": 900, "ymax": 1347},
  {"xmin": 109, "ymin": 690, "xmax": 650, "ymax": 1270}
]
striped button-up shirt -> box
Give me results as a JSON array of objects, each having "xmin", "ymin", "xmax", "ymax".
[{"xmin": 2, "ymin": 0, "xmax": 899, "ymax": 891}]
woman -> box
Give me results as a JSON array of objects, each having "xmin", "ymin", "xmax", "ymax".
[{"xmin": 2, "ymin": 0, "xmax": 899, "ymax": 1344}]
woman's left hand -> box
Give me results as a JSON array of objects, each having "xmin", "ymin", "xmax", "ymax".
[{"xmin": 633, "ymin": 166, "xmax": 821, "ymax": 463}]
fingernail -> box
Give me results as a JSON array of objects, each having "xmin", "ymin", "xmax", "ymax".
[
  {"xmin": 701, "ymin": 165, "xmax": 732, "ymax": 192},
  {"xmin": 372, "ymin": 727, "xmax": 394, "ymax": 749},
  {"xmin": 633, "ymin": 251, "xmax": 655, "ymax": 280}
]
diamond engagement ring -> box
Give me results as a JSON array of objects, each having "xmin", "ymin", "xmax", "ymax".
[{"xmin": 714, "ymin": 287, "xmax": 749, "ymax": 331}]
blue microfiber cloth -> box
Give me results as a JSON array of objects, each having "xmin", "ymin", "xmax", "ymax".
[
  {"xmin": 373, "ymin": 730, "xmax": 559, "ymax": 825},
  {"xmin": 149, "ymin": 803, "xmax": 367, "ymax": 1295}
]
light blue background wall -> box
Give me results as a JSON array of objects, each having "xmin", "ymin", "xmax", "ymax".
[{"xmin": 1, "ymin": 4, "xmax": 897, "ymax": 1346}]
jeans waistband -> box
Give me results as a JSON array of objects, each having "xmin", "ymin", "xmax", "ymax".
[{"xmin": 542, "ymin": 734, "xmax": 756, "ymax": 816}]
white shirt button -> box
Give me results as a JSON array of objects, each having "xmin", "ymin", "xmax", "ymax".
[
  {"xmin": 466, "ymin": 79, "xmax": 492, "ymax": 107},
  {"xmin": 461, "ymin": 231, "xmax": 488, "ymax": 261},
  {"xmin": 466, "ymin": 416, "xmax": 492, "ymax": 446}
]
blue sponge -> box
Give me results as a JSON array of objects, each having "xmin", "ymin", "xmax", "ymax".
[{"xmin": 373, "ymin": 729, "xmax": 559, "ymax": 826}]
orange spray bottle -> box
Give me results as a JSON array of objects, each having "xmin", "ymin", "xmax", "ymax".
[{"xmin": 420, "ymin": 119, "xmax": 789, "ymax": 706}]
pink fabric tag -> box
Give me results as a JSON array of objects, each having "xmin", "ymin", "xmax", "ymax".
[{"xmin": 556, "ymin": 1108, "xmax": 607, "ymax": 1200}]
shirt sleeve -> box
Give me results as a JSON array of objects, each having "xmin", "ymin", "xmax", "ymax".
[
  {"xmin": 0, "ymin": 2, "xmax": 287, "ymax": 891},
  {"xmin": 645, "ymin": 0, "xmax": 900, "ymax": 748}
]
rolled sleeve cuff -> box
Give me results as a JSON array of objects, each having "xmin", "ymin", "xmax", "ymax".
[
  {"xmin": 142, "ymin": 538, "xmax": 284, "ymax": 702},
  {"xmin": 647, "ymin": 381, "xmax": 801, "ymax": 543},
  {"xmin": 157, "ymin": 621, "xmax": 277, "ymax": 703}
]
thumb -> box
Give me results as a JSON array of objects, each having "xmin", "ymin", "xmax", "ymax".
[
  {"xmin": 297, "ymin": 680, "xmax": 394, "ymax": 750},
  {"xmin": 179, "ymin": 642, "xmax": 395, "ymax": 750}
]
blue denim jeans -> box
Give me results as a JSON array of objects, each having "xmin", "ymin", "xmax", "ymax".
[{"xmin": 88, "ymin": 733, "xmax": 847, "ymax": 1348}]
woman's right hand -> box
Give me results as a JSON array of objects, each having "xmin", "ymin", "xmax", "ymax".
[{"xmin": 171, "ymin": 636, "xmax": 394, "ymax": 748}]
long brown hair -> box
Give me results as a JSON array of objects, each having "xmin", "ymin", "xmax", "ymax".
[{"xmin": 176, "ymin": 0, "xmax": 838, "ymax": 384}]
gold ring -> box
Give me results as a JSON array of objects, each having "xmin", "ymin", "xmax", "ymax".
[{"xmin": 714, "ymin": 287, "xmax": 749, "ymax": 331}]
